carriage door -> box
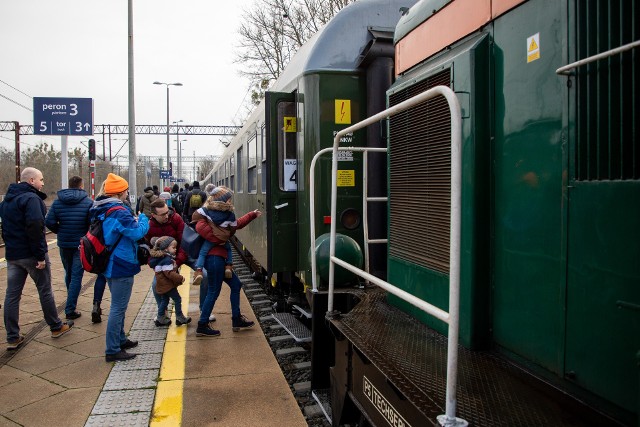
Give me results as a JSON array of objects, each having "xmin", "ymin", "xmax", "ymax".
[
  {"xmin": 265, "ymin": 92, "xmax": 298, "ymax": 275},
  {"xmin": 564, "ymin": 0, "xmax": 640, "ymax": 413}
]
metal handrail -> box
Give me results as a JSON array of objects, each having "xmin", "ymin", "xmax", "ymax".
[
  {"xmin": 309, "ymin": 146, "xmax": 387, "ymax": 292},
  {"xmin": 326, "ymin": 86, "xmax": 467, "ymax": 426},
  {"xmin": 556, "ymin": 39, "xmax": 640, "ymax": 75}
]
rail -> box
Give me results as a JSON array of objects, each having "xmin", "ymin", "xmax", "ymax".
[
  {"xmin": 309, "ymin": 146, "xmax": 387, "ymax": 292},
  {"xmin": 324, "ymin": 86, "xmax": 466, "ymax": 426},
  {"xmin": 556, "ymin": 39, "xmax": 640, "ymax": 75}
]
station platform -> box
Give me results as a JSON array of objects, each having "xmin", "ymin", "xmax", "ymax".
[{"xmin": 0, "ymin": 237, "xmax": 307, "ymax": 427}]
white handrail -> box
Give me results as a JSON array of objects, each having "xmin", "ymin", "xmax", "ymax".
[
  {"xmin": 326, "ymin": 85, "xmax": 467, "ymax": 426},
  {"xmin": 309, "ymin": 146, "xmax": 387, "ymax": 292},
  {"xmin": 556, "ymin": 39, "xmax": 640, "ymax": 75}
]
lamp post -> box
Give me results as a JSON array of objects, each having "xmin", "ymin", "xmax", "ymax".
[
  {"xmin": 172, "ymin": 119, "xmax": 183, "ymax": 180},
  {"xmin": 153, "ymin": 81, "xmax": 182, "ymax": 184},
  {"xmin": 174, "ymin": 137, "xmax": 186, "ymax": 180}
]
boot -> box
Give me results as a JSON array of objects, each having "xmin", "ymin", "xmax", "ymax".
[
  {"xmin": 154, "ymin": 314, "xmax": 172, "ymax": 327},
  {"xmin": 224, "ymin": 265, "xmax": 233, "ymax": 279},
  {"xmin": 175, "ymin": 313, "xmax": 192, "ymax": 326},
  {"xmin": 91, "ymin": 302, "xmax": 102, "ymax": 324}
]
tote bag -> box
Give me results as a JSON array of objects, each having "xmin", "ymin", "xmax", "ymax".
[{"xmin": 181, "ymin": 224, "xmax": 205, "ymax": 260}]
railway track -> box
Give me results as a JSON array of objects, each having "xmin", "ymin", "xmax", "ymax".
[{"xmin": 231, "ymin": 247, "xmax": 330, "ymax": 427}]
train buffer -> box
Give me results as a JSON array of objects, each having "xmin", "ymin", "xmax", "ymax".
[{"xmin": 271, "ymin": 308, "xmax": 311, "ymax": 343}]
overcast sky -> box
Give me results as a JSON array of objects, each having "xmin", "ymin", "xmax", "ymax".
[{"xmin": 0, "ymin": 0, "xmax": 254, "ymax": 159}]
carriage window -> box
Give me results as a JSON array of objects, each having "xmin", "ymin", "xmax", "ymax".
[
  {"xmin": 230, "ymin": 154, "xmax": 235, "ymax": 191},
  {"xmin": 236, "ymin": 148, "xmax": 243, "ymax": 193},
  {"xmin": 248, "ymin": 131, "xmax": 257, "ymax": 193},
  {"xmin": 277, "ymin": 101, "xmax": 297, "ymax": 191},
  {"xmin": 261, "ymin": 123, "xmax": 266, "ymax": 194},
  {"xmin": 225, "ymin": 160, "xmax": 229, "ymax": 187}
]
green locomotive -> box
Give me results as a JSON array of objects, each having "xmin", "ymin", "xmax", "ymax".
[{"xmin": 210, "ymin": 0, "xmax": 639, "ymax": 425}]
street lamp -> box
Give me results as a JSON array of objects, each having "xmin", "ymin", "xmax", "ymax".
[
  {"xmin": 153, "ymin": 81, "xmax": 183, "ymax": 183},
  {"xmin": 174, "ymin": 137, "xmax": 186, "ymax": 180},
  {"xmin": 172, "ymin": 119, "xmax": 183, "ymax": 179}
]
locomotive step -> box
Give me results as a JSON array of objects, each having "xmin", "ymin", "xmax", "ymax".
[{"xmin": 271, "ymin": 313, "xmax": 311, "ymax": 343}]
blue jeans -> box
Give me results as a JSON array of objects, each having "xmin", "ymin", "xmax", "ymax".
[
  {"xmin": 195, "ymin": 241, "xmax": 233, "ymax": 269},
  {"xmin": 199, "ymin": 255, "xmax": 242, "ymax": 324},
  {"xmin": 158, "ymin": 288, "xmax": 184, "ymax": 317},
  {"xmin": 94, "ymin": 274, "xmax": 107, "ymax": 303},
  {"xmin": 59, "ymin": 247, "xmax": 84, "ymax": 314},
  {"xmin": 105, "ymin": 276, "xmax": 134, "ymax": 355},
  {"xmin": 4, "ymin": 255, "xmax": 62, "ymax": 342}
]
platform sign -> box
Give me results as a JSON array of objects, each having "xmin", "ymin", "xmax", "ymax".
[
  {"xmin": 159, "ymin": 170, "xmax": 171, "ymax": 179},
  {"xmin": 33, "ymin": 97, "xmax": 93, "ymax": 136}
]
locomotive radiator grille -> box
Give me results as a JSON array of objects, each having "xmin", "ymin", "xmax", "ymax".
[{"xmin": 388, "ymin": 69, "xmax": 452, "ymax": 274}]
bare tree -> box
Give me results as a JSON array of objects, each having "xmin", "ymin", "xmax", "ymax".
[{"xmin": 235, "ymin": 0, "xmax": 355, "ymax": 106}]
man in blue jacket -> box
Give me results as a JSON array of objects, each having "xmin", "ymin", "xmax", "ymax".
[
  {"xmin": 0, "ymin": 167, "xmax": 73, "ymax": 350},
  {"xmin": 45, "ymin": 176, "xmax": 93, "ymax": 320}
]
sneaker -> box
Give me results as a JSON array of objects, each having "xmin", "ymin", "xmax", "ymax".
[
  {"xmin": 196, "ymin": 323, "xmax": 221, "ymax": 337},
  {"xmin": 7, "ymin": 335, "xmax": 25, "ymax": 350},
  {"xmin": 224, "ymin": 265, "xmax": 233, "ymax": 279},
  {"xmin": 120, "ymin": 339, "xmax": 138, "ymax": 350},
  {"xmin": 65, "ymin": 310, "xmax": 82, "ymax": 320},
  {"xmin": 51, "ymin": 322, "xmax": 73, "ymax": 338},
  {"xmin": 105, "ymin": 350, "xmax": 137, "ymax": 362},
  {"xmin": 191, "ymin": 269, "xmax": 203, "ymax": 286},
  {"xmin": 154, "ymin": 314, "xmax": 172, "ymax": 327},
  {"xmin": 175, "ymin": 314, "xmax": 192, "ymax": 326},
  {"xmin": 232, "ymin": 314, "xmax": 255, "ymax": 332},
  {"xmin": 209, "ymin": 314, "xmax": 216, "ymax": 322}
]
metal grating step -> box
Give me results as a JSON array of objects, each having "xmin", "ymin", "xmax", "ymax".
[
  {"xmin": 312, "ymin": 388, "xmax": 332, "ymax": 425},
  {"xmin": 292, "ymin": 304, "xmax": 311, "ymax": 319},
  {"xmin": 271, "ymin": 313, "xmax": 311, "ymax": 343}
]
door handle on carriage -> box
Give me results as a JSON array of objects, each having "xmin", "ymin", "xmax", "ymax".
[{"xmin": 274, "ymin": 202, "xmax": 289, "ymax": 210}]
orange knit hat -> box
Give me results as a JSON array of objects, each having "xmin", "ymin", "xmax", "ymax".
[{"xmin": 104, "ymin": 173, "xmax": 129, "ymax": 194}]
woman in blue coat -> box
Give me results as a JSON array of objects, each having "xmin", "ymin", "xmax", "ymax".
[{"xmin": 89, "ymin": 173, "xmax": 149, "ymax": 362}]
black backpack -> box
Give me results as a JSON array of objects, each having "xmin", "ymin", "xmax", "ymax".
[
  {"xmin": 171, "ymin": 193, "xmax": 183, "ymax": 214},
  {"xmin": 79, "ymin": 206, "xmax": 125, "ymax": 274}
]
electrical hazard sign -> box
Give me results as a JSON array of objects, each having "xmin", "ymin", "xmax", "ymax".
[
  {"xmin": 335, "ymin": 99, "xmax": 351, "ymax": 124},
  {"xmin": 527, "ymin": 33, "xmax": 540, "ymax": 63},
  {"xmin": 284, "ymin": 116, "xmax": 296, "ymax": 132}
]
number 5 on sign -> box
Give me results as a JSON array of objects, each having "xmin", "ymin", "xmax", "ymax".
[{"xmin": 283, "ymin": 159, "xmax": 297, "ymax": 191}]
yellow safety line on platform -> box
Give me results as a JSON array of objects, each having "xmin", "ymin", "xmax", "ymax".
[{"xmin": 150, "ymin": 265, "xmax": 191, "ymax": 426}]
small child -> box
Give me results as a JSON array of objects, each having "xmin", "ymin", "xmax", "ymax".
[
  {"xmin": 191, "ymin": 186, "xmax": 236, "ymax": 285},
  {"xmin": 149, "ymin": 236, "xmax": 192, "ymax": 327}
]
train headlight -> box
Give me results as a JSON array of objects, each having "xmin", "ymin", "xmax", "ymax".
[{"xmin": 340, "ymin": 208, "xmax": 361, "ymax": 230}]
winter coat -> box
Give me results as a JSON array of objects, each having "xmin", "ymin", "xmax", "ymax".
[
  {"xmin": 138, "ymin": 189, "xmax": 158, "ymax": 218},
  {"xmin": 145, "ymin": 208, "xmax": 188, "ymax": 266},
  {"xmin": 195, "ymin": 210, "xmax": 258, "ymax": 259},
  {"xmin": 184, "ymin": 186, "xmax": 206, "ymax": 222},
  {"xmin": 0, "ymin": 182, "xmax": 48, "ymax": 261},
  {"xmin": 89, "ymin": 196, "xmax": 149, "ymax": 279},
  {"xmin": 193, "ymin": 202, "xmax": 237, "ymax": 243},
  {"xmin": 45, "ymin": 188, "xmax": 93, "ymax": 248},
  {"xmin": 148, "ymin": 252, "xmax": 184, "ymax": 294}
]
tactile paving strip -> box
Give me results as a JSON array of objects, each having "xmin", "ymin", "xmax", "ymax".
[
  {"xmin": 85, "ymin": 288, "xmax": 165, "ymax": 427},
  {"xmin": 91, "ymin": 389, "xmax": 156, "ymax": 415},
  {"xmin": 85, "ymin": 412, "xmax": 151, "ymax": 426}
]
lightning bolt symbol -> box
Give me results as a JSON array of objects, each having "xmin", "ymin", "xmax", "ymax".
[{"xmin": 341, "ymin": 102, "xmax": 346, "ymax": 120}]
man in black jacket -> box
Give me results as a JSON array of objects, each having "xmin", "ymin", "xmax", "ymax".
[{"xmin": 0, "ymin": 167, "xmax": 73, "ymax": 350}]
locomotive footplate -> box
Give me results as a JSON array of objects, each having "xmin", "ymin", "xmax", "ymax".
[{"xmin": 328, "ymin": 288, "xmax": 618, "ymax": 426}]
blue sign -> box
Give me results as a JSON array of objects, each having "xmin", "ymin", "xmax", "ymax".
[
  {"xmin": 174, "ymin": 178, "xmax": 186, "ymax": 183},
  {"xmin": 159, "ymin": 170, "xmax": 172, "ymax": 179},
  {"xmin": 33, "ymin": 97, "xmax": 93, "ymax": 136}
]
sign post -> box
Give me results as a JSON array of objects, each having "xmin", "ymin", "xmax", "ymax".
[{"xmin": 33, "ymin": 97, "xmax": 93, "ymax": 189}]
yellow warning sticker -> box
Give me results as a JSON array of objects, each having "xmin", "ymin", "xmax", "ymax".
[
  {"xmin": 337, "ymin": 170, "xmax": 355, "ymax": 187},
  {"xmin": 284, "ymin": 116, "xmax": 296, "ymax": 132},
  {"xmin": 527, "ymin": 33, "xmax": 540, "ymax": 63},
  {"xmin": 335, "ymin": 100, "xmax": 351, "ymax": 124}
]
